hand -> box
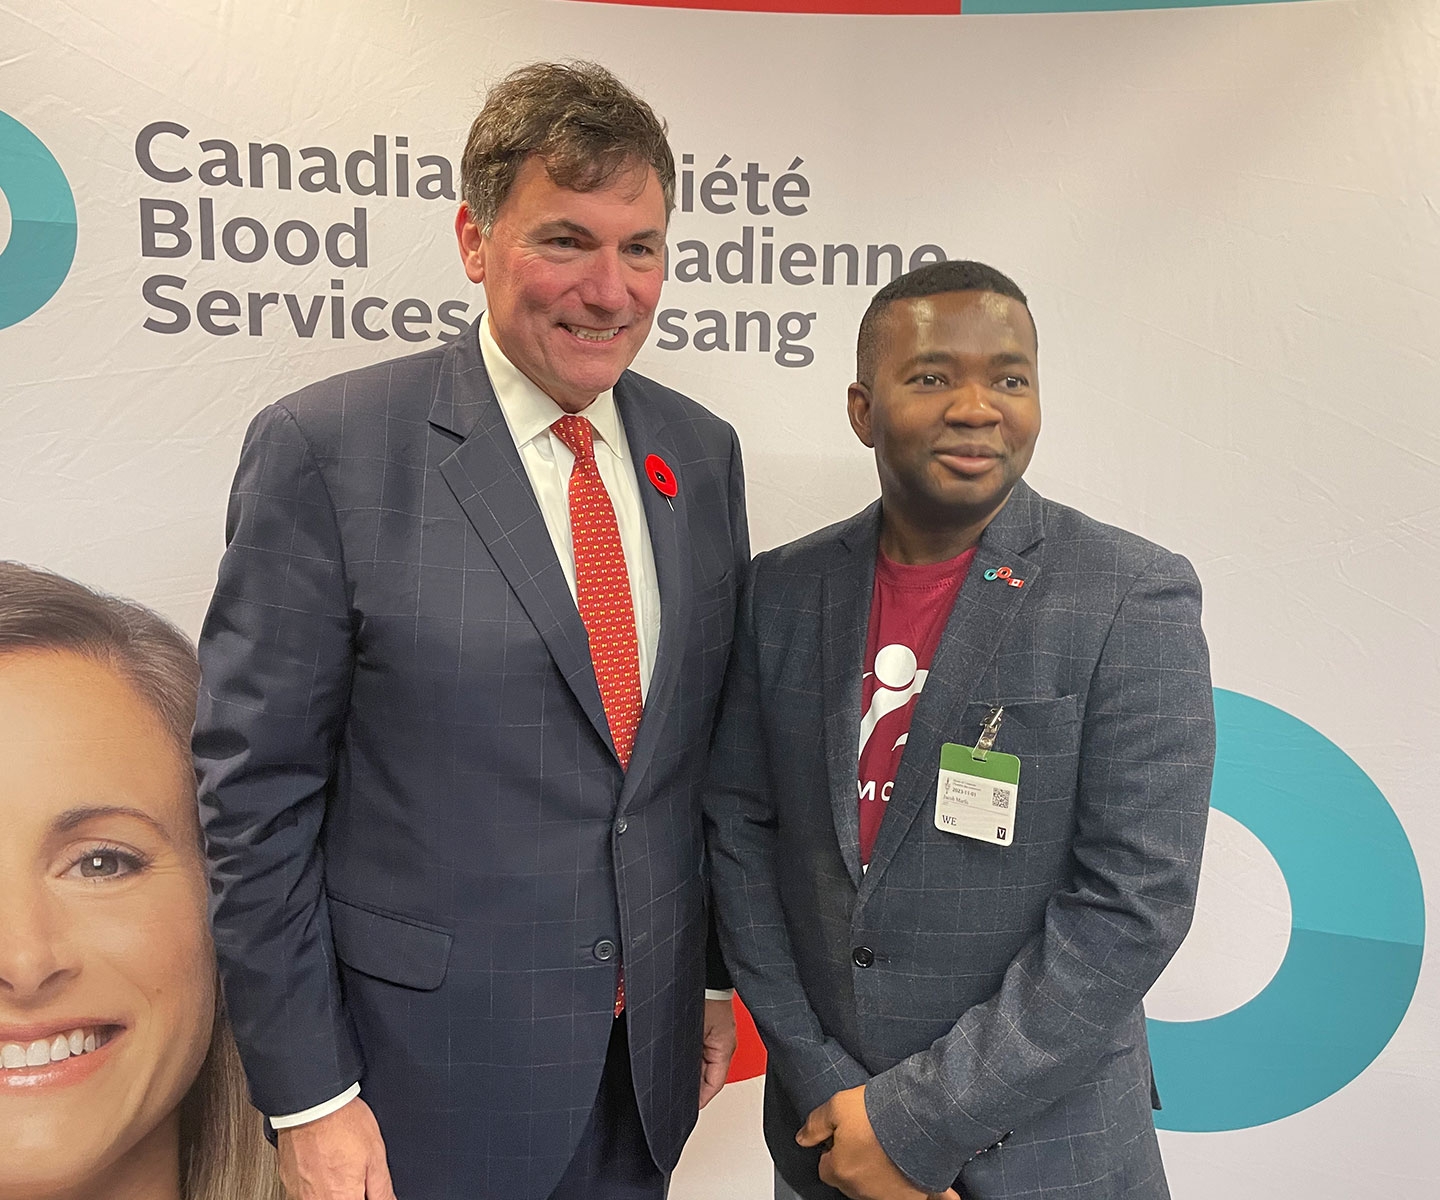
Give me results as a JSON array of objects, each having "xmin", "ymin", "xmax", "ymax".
[
  {"xmin": 796, "ymin": 1086, "xmax": 960, "ymax": 1200},
  {"xmin": 699, "ymin": 996, "xmax": 738, "ymax": 1108},
  {"xmin": 277, "ymin": 1097, "xmax": 397, "ymax": 1200}
]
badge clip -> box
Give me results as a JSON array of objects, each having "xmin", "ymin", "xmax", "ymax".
[{"xmin": 972, "ymin": 705, "xmax": 1004, "ymax": 762}]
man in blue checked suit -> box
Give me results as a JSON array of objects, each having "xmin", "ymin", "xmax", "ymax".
[
  {"xmin": 705, "ymin": 261, "xmax": 1215, "ymax": 1200},
  {"xmin": 195, "ymin": 63, "xmax": 744, "ymax": 1200}
]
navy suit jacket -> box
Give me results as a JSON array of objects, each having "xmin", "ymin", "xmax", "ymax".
[
  {"xmin": 705, "ymin": 483, "xmax": 1214, "ymax": 1200},
  {"xmin": 194, "ymin": 320, "xmax": 748, "ymax": 1199}
]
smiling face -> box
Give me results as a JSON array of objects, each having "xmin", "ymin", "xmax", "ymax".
[
  {"xmin": 0, "ymin": 650, "xmax": 213, "ymax": 1200},
  {"xmin": 848, "ymin": 289, "xmax": 1041, "ymax": 562},
  {"xmin": 456, "ymin": 154, "xmax": 668, "ymax": 413}
]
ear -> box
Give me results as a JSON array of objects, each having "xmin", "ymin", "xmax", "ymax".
[
  {"xmin": 847, "ymin": 382, "xmax": 876, "ymax": 448},
  {"xmin": 455, "ymin": 203, "xmax": 486, "ymax": 284}
]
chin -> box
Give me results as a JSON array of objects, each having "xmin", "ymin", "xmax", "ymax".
[
  {"xmin": 0, "ymin": 1137, "xmax": 113, "ymax": 1200},
  {"xmin": 0, "ymin": 1049, "xmax": 195, "ymax": 1200},
  {"xmin": 0, "ymin": 1082, "xmax": 114, "ymax": 1151},
  {"xmin": 559, "ymin": 366, "xmax": 629, "ymax": 400}
]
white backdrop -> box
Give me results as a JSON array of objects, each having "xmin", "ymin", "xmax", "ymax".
[{"xmin": 3, "ymin": 1, "xmax": 1437, "ymax": 1195}]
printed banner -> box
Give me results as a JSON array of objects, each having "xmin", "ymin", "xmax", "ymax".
[{"xmin": 2, "ymin": 2, "xmax": 1434, "ymax": 1197}]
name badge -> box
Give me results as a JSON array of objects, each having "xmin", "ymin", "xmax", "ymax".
[{"xmin": 935, "ymin": 717, "xmax": 1020, "ymax": 847}]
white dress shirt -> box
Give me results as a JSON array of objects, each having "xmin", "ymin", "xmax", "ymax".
[{"xmin": 271, "ymin": 316, "xmax": 671, "ymax": 1128}]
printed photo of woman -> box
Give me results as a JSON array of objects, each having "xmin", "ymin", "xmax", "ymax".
[{"xmin": 0, "ymin": 562, "xmax": 283, "ymax": 1200}]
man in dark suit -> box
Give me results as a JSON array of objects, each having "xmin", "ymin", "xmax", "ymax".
[
  {"xmin": 705, "ymin": 261, "xmax": 1215, "ymax": 1200},
  {"xmin": 195, "ymin": 63, "xmax": 745, "ymax": 1200}
]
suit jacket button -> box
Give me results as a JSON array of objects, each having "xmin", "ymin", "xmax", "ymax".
[
  {"xmin": 594, "ymin": 939, "xmax": 618, "ymax": 962},
  {"xmin": 852, "ymin": 946, "xmax": 874, "ymax": 968},
  {"xmin": 615, "ymin": 819, "xmax": 628, "ymax": 835}
]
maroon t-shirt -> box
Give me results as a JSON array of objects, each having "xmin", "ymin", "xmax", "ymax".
[{"xmin": 857, "ymin": 546, "xmax": 976, "ymax": 865}]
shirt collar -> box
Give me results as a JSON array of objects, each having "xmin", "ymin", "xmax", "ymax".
[{"xmin": 479, "ymin": 312, "xmax": 623, "ymax": 452}]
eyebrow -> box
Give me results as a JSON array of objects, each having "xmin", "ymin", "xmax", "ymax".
[
  {"xmin": 52, "ymin": 805, "xmax": 174, "ymax": 840},
  {"xmin": 900, "ymin": 352, "xmax": 956, "ymax": 371},
  {"xmin": 900, "ymin": 350, "xmax": 1035, "ymax": 371},
  {"xmin": 534, "ymin": 219, "xmax": 665, "ymax": 244}
]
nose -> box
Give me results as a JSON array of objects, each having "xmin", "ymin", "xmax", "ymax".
[
  {"xmin": 945, "ymin": 381, "xmax": 1002, "ymax": 426},
  {"xmin": 577, "ymin": 249, "xmax": 630, "ymax": 314},
  {"xmin": 0, "ymin": 884, "xmax": 79, "ymax": 1000}
]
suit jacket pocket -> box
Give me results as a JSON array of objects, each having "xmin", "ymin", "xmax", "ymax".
[
  {"xmin": 957, "ymin": 694, "xmax": 1081, "ymax": 753},
  {"xmin": 970, "ymin": 694, "xmax": 1081, "ymax": 729},
  {"xmin": 328, "ymin": 894, "xmax": 452, "ymax": 991},
  {"xmin": 956, "ymin": 696, "xmax": 1084, "ymax": 832}
]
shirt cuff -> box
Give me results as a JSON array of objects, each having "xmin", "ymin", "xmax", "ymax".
[
  {"xmin": 270, "ymin": 1083, "xmax": 362, "ymax": 1128},
  {"xmin": 705, "ymin": 988, "xmax": 735, "ymax": 1001}
]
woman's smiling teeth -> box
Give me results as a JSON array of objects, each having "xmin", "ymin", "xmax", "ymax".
[
  {"xmin": 0, "ymin": 1027, "xmax": 115, "ymax": 1069},
  {"xmin": 562, "ymin": 324, "xmax": 620, "ymax": 342}
]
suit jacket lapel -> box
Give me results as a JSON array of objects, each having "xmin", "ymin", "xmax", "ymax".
[
  {"xmin": 822, "ymin": 504, "xmax": 882, "ymax": 889},
  {"xmin": 432, "ymin": 325, "xmax": 611, "ymax": 754},
  {"xmin": 613, "ymin": 375, "xmax": 687, "ymax": 806},
  {"xmin": 860, "ymin": 482, "xmax": 1047, "ymax": 894}
]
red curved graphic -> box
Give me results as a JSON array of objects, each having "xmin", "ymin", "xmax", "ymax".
[
  {"xmin": 570, "ymin": 0, "xmax": 1309, "ymax": 11},
  {"xmin": 726, "ymin": 994, "xmax": 768, "ymax": 1083},
  {"xmin": 571, "ymin": 1, "xmax": 960, "ymax": 11}
]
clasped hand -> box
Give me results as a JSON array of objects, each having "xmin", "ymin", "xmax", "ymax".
[{"xmin": 797, "ymin": 1086, "xmax": 961, "ymax": 1200}]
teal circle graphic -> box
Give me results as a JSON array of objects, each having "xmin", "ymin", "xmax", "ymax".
[
  {"xmin": 0, "ymin": 112, "xmax": 77, "ymax": 329},
  {"xmin": 1148, "ymin": 689, "xmax": 1425, "ymax": 1132}
]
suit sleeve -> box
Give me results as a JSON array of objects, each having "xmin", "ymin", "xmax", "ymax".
[
  {"xmin": 704, "ymin": 554, "xmax": 873, "ymax": 1115},
  {"xmin": 864, "ymin": 554, "xmax": 1216, "ymax": 1191},
  {"xmin": 193, "ymin": 402, "xmax": 364, "ymax": 1116},
  {"xmin": 705, "ymin": 425, "xmax": 752, "ymax": 993}
]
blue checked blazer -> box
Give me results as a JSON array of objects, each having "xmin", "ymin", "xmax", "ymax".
[
  {"xmin": 194, "ymin": 319, "xmax": 748, "ymax": 1199},
  {"xmin": 704, "ymin": 483, "xmax": 1214, "ymax": 1200}
]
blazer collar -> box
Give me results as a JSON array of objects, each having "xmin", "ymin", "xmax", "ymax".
[
  {"xmin": 821, "ymin": 503, "xmax": 882, "ymax": 888},
  {"xmin": 432, "ymin": 322, "xmax": 611, "ymax": 757},
  {"xmin": 973, "ymin": 478, "xmax": 1046, "ymax": 558},
  {"xmin": 612, "ymin": 375, "xmax": 689, "ymax": 806}
]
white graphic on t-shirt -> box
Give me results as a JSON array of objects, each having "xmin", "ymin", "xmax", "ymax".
[{"xmin": 858, "ymin": 642, "xmax": 928, "ymax": 758}]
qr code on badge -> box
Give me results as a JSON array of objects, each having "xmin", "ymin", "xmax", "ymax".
[{"xmin": 990, "ymin": 787, "xmax": 1011, "ymax": 810}]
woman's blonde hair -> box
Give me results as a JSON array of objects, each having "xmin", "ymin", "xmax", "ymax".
[
  {"xmin": 0, "ymin": 561, "xmax": 284, "ymax": 1200},
  {"xmin": 181, "ymin": 996, "xmax": 285, "ymax": 1200}
]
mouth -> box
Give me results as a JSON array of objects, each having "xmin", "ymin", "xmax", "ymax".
[
  {"xmin": 559, "ymin": 323, "xmax": 623, "ymax": 344},
  {"xmin": 934, "ymin": 447, "xmax": 1002, "ymax": 475},
  {"xmin": 0, "ymin": 1025, "xmax": 121, "ymax": 1080}
]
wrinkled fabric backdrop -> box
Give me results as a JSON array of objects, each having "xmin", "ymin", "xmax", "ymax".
[{"xmin": 2, "ymin": 1, "xmax": 1435, "ymax": 1195}]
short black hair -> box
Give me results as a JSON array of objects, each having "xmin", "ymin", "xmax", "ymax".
[{"xmin": 856, "ymin": 260, "xmax": 1032, "ymax": 385}]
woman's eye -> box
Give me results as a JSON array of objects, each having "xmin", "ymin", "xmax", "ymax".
[{"xmin": 66, "ymin": 846, "xmax": 146, "ymax": 881}]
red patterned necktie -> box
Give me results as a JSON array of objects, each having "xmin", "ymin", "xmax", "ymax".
[{"xmin": 551, "ymin": 414, "xmax": 642, "ymax": 1017}]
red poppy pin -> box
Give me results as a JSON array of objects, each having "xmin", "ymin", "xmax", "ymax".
[{"xmin": 645, "ymin": 454, "xmax": 678, "ymax": 500}]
